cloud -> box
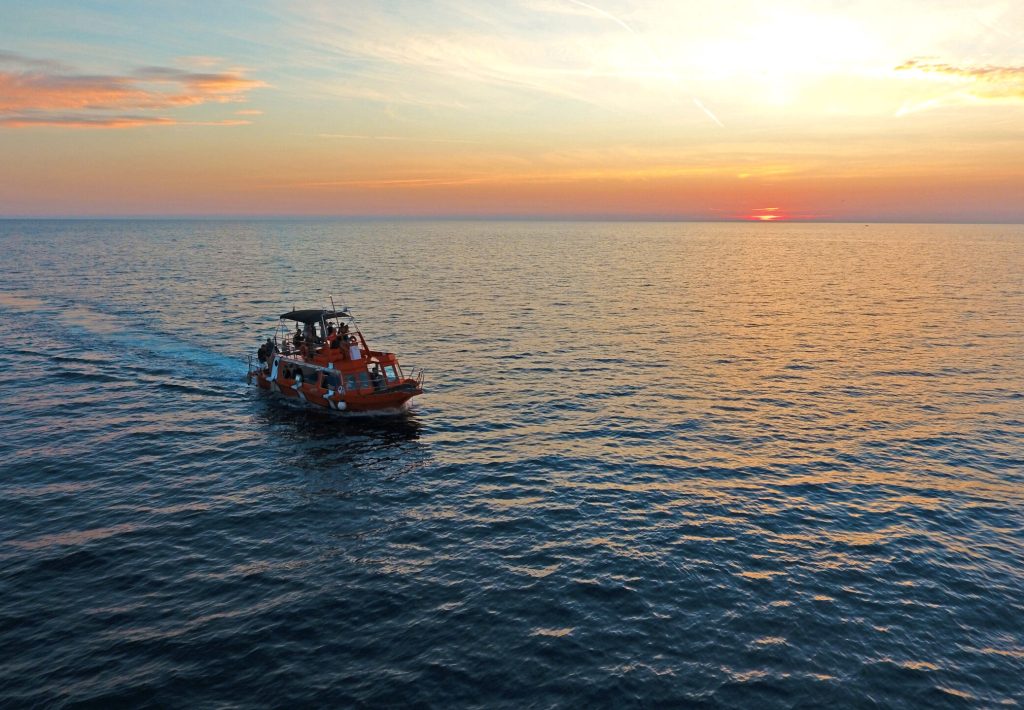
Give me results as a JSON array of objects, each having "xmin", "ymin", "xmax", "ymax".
[
  {"xmin": 0, "ymin": 114, "xmax": 176, "ymax": 128},
  {"xmin": 0, "ymin": 50, "xmax": 68, "ymax": 71},
  {"xmin": 319, "ymin": 133, "xmax": 479, "ymax": 144},
  {"xmin": 896, "ymin": 59, "xmax": 1024, "ymax": 86},
  {"xmin": 0, "ymin": 53, "xmax": 265, "ymax": 128},
  {"xmin": 274, "ymin": 2, "xmax": 717, "ymax": 121},
  {"xmin": 0, "ymin": 115, "xmax": 251, "ymax": 128},
  {"xmin": 895, "ymin": 59, "xmax": 1024, "ymax": 114}
]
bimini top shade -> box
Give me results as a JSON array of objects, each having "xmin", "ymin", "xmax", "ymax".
[{"xmin": 279, "ymin": 309, "xmax": 351, "ymax": 324}]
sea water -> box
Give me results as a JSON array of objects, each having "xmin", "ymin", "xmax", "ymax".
[{"xmin": 1, "ymin": 220, "xmax": 1022, "ymax": 706}]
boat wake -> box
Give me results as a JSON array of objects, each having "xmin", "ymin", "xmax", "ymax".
[{"xmin": 1, "ymin": 292, "xmax": 245, "ymax": 384}]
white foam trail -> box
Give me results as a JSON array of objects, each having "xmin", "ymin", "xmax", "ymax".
[
  {"xmin": 51, "ymin": 302, "xmax": 245, "ymax": 378},
  {"xmin": 0, "ymin": 292, "xmax": 46, "ymax": 310}
]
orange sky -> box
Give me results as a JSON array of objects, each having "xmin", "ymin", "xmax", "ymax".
[{"xmin": 1, "ymin": 1, "xmax": 1023, "ymax": 220}]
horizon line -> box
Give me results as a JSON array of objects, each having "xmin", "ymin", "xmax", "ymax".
[{"xmin": 2, "ymin": 215, "xmax": 1023, "ymax": 225}]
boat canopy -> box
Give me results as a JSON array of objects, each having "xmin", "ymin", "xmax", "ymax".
[{"xmin": 279, "ymin": 308, "xmax": 350, "ymax": 324}]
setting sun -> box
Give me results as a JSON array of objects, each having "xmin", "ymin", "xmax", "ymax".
[
  {"xmin": 747, "ymin": 207, "xmax": 785, "ymax": 221},
  {"xmin": 1, "ymin": 0, "xmax": 1022, "ymax": 221}
]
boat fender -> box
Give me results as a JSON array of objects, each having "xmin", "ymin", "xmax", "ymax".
[{"xmin": 270, "ymin": 357, "xmax": 279, "ymax": 382}]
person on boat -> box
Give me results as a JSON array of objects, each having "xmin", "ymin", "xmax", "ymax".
[
  {"xmin": 348, "ymin": 335, "xmax": 361, "ymax": 361},
  {"xmin": 325, "ymin": 325, "xmax": 338, "ymax": 347},
  {"xmin": 370, "ymin": 364, "xmax": 385, "ymax": 392},
  {"xmin": 292, "ymin": 325, "xmax": 303, "ymax": 350},
  {"xmin": 257, "ymin": 338, "xmax": 276, "ymax": 364}
]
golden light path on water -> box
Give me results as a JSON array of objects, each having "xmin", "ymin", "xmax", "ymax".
[{"xmin": 0, "ymin": 220, "xmax": 1021, "ymax": 706}]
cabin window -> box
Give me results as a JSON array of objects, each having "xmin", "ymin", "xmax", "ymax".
[
  {"xmin": 357, "ymin": 372, "xmax": 371, "ymax": 390},
  {"xmin": 346, "ymin": 374, "xmax": 357, "ymax": 391},
  {"xmin": 323, "ymin": 372, "xmax": 340, "ymax": 389},
  {"xmin": 384, "ymin": 365, "xmax": 398, "ymax": 382}
]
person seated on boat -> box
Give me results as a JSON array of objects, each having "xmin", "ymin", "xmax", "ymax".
[
  {"xmin": 292, "ymin": 325, "xmax": 303, "ymax": 350},
  {"xmin": 370, "ymin": 365, "xmax": 385, "ymax": 392},
  {"xmin": 339, "ymin": 322, "xmax": 350, "ymax": 337},
  {"xmin": 348, "ymin": 335, "xmax": 361, "ymax": 361}
]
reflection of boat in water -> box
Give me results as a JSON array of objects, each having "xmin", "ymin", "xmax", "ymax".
[{"xmin": 248, "ymin": 307, "xmax": 423, "ymax": 413}]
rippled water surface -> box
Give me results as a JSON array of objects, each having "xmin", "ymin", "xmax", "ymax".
[{"xmin": 1, "ymin": 220, "xmax": 1022, "ymax": 707}]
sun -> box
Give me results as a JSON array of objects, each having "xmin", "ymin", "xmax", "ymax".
[
  {"xmin": 688, "ymin": 10, "xmax": 872, "ymax": 107},
  {"xmin": 747, "ymin": 207, "xmax": 785, "ymax": 221}
]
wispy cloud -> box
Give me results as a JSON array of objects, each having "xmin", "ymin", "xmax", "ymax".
[
  {"xmin": 281, "ymin": 162, "xmax": 775, "ymax": 190},
  {"xmin": 0, "ymin": 50, "xmax": 68, "ymax": 71},
  {"xmin": 0, "ymin": 52, "xmax": 265, "ymax": 128},
  {"xmin": 895, "ymin": 58, "xmax": 1024, "ymax": 115},
  {"xmin": 0, "ymin": 115, "xmax": 251, "ymax": 128},
  {"xmin": 897, "ymin": 59, "xmax": 1024, "ymax": 85},
  {"xmin": 273, "ymin": 2, "xmax": 720, "ymax": 121},
  {"xmin": 319, "ymin": 133, "xmax": 479, "ymax": 144}
]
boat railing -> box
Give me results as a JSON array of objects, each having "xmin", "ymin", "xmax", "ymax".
[{"xmin": 406, "ymin": 367, "xmax": 425, "ymax": 389}]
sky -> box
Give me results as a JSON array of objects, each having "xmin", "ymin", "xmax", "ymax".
[{"xmin": 1, "ymin": 0, "xmax": 1022, "ymax": 221}]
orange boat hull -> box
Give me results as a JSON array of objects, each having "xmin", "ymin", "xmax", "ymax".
[{"xmin": 254, "ymin": 367, "xmax": 421, "ymax": 413}]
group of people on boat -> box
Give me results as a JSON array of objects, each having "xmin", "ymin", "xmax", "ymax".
[
  {"xmin": 254, "ymin": 317, "xmax": 368, "ymax": 383},
  {"xmin": 288, "ymin": 322, "xmax": 359, "ymax": 358},
  {"xmin": 293, "ymin": 321, "xmax": 349, "ymax": 345}
]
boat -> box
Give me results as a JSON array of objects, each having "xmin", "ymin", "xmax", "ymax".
[{"xmin": 248, "ymin": 307, "xmax": 423, "ymax": 412}]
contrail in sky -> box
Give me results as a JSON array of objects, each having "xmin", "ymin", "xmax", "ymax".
[
  {"xmin": 567, "ymin": 0, "xmax": 638, "ymax": 37},
  {"xmin": 693, "ymin": 98, "xmax": 725, "ymax": 128},
  {"xmin": 564, "ymin": 0, "xmax": 725, "ymax": 127}
]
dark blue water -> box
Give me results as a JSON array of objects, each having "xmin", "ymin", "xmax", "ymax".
[{"xmin": 1, "ymin": 220, "xmax": 1022, "ymax": 707}]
